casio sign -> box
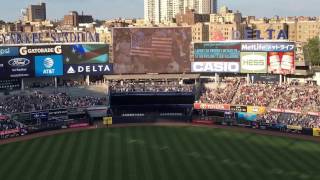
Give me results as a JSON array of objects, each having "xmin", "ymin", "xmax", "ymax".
[
  {"xmin": 191, "ymin": 62, "xmax": 240, "ymax": 73},
  {"xmin": 8, "ymin": 58, "xmax": 30, "ymax": 67}
]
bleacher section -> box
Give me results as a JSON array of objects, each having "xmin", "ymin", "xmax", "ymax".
[{"xmin": 109, "ymin": 80, "xmax": 195, "ymax": 123}]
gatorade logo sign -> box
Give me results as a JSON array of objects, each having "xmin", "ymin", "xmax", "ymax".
[
  {"xmin": 20, "ymin": 46, "xmax": 62, "ymax": 56},
  {"xmin": 64, "ymin": 64, "xmax": 113, "ymax": 75}
]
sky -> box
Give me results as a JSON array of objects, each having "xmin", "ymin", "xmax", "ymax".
[{"xmin": 0, "ymin": 0, "xmax": 320, "ymax": 22}]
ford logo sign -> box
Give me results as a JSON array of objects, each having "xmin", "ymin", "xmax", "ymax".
[{"xmin": 8, "ymin": 58, "xmax": 31, "ymax": 67}]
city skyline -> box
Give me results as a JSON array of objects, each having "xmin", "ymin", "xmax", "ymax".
[{"xmin": 0, "ymin": 0, "xmax": 320, "ymax": 22}]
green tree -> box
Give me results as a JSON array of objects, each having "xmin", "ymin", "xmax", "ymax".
[{"xmin": 304, "ymin": 37, "xmax": 320, "ymax": 66}]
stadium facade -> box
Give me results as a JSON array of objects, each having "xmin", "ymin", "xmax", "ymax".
[{"xmin": 1, "ymin": 27, "xmax": 319, "ymax": 139}]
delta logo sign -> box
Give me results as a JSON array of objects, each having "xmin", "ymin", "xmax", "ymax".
[
  {"xmin": 211, "ymin": 28, "xmax": 289, "ymax": 41},
  {"xmin": 64, "ymin": 64, "xmax": 113, "ymax": 75}
]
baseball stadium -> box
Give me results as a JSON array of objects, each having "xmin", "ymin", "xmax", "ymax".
[{"xmin": 1, "ymin": 27, "xmax": 320, "ymax": 180}]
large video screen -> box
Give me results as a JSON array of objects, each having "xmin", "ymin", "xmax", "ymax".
[{"xmin": 113, "ymin": 27, "xmax": 192, "ymax": 74}]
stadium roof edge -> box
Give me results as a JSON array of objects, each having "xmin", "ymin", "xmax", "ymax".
[
  {"xmin": 112, "ymin": 26, "xmax": 192, "ymax": 29},
  {"xmin": 103, "ymin": 74, "xmax": 200, "ymax": 80}
]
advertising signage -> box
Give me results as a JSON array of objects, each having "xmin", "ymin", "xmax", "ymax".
[
  {"xmin": 194, "ymin": 42, "xmax": 241, "ymax": 61},
  {"xmin": 230, "ymin": 105, "xmax": 247, "ymax": 112},
  {"xmin": 241, "ymin": 42, "xmax": 295, "ymax": 52},
  {"xmin": 49, "ymin": 109, "xmax": 68, "ymax": 116},
  {"xmin": 240, "ymin": 52, "xmax": 268, "ymax": 74},
  {"xmin": 0, "ymin": 56, "xmax": 34, "ymax": 78},
  {"xmin": 48, "ymin": 108, "xmax": 68, "ymax": 121},
  {"xmin": 62, "ymin": 44, "xmax": 109, "ymax": 64},
  {"xmin": 35, "ymin": 55, "xmax": 63, "ymax": 77},
  {"xmin": 247, "ymin": 106, "xmax": 266, "ymax": 115},
  {"xmin": 0, "ymin": 44, "xmax": 112, "ymax": 79},
  {"xmin": 31, "ymin": 111, "xmax": 49, "ymax": 122},
  {"xmin": 268, "ymin": 52, "xmax": 295, "ymax": 74},
  {"xmin": 191, "ymin": 62, "xmax": 240, "ymax": 73},
  {"xmin": 63, "ymin": 44, "xmax": 112, "ymax": 76},
  {"xmin": 0, "ymin": 47, "xmax": 19, "ymax": 57},
  {"xmin": 250, "ymin": 74, "xmax": 280, "ymax": 84},
  {"xmin": 19, "ymin": 45, "xmax": 62, "ymax": 56},
  {"xmin": 194, "ymin": 103, "xmax": 230, "ymax": 111},
  {"xmin": 64, "ymin": 64, "xmax": 113, "ymax": 75}
]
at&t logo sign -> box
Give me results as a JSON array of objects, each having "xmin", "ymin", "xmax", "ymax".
[
  {"xmin": 35, "ymin": 55, "xmax": 63, "ymax": 77},
  {"xmin": 43, "ymin": 57, "xmax": 55, "ymax": 75}
]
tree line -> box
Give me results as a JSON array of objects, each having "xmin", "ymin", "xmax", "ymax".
[{"xmin": 304, "ymin": 37, "xmax": 320, "ymax": 66}]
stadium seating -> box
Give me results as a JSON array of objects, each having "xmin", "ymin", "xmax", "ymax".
[{"xmin": 0, "ymin": 91, "xmax": 107, "ymax": 114}]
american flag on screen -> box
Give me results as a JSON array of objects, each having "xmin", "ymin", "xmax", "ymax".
[{"xmin": 130, "ymin": 35, "xmax": 173, "ymax": 59}]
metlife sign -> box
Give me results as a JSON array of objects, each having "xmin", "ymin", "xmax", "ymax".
[
  {"xmin": 64, "ymin": 64, "xmax": 113, "ymax": 75},
  {"xmin": 241, "ymin": 42, "xmax": 295, "ymax": 52},
  {"xmin": 35, "ymin": 55, "xmax": 63, "ymax": 77},
  {"xmin": 191, "ymin": 62, "xmax": 240, "ymax": 73}
]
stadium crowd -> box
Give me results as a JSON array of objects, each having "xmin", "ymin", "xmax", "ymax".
[
  {"xmin": 198, "ymin": 79, "xmax": 320, "ymax": 128},
  {"xmin": 275, "ymin": 85, "xmax": 320, "ymax": 111},
  {"xmin": 199, "ymin": 80, "xmax": 320, "ymax": 112},
  {"xmin": 0, "ymin": 91, "xmax": 107, "ymax": 114},
  {"xmin": 0, "ymin": 118, "xmax": 18, "ymax": 132},
  {"xmin": 199, "ymin": 78, "xmax": 240, "ymax": 104},
  {"xmin": 110, "ymin": 80, "xmax": 194, "ymax": 93},
  {"xmin": 257, "ymin": 112, "xmax": 320, "ymax": 128},
  {"xmin": 233, "ymin": 83, "xmax": 288, "ymax": 107}
]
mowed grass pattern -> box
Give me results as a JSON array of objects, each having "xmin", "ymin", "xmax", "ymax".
[{"xmin": 0, "ymin": 126, "xmax": 320, "ymax": 180}]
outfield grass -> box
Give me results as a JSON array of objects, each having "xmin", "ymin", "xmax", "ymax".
[{"xmin": 0, "ymin": 126, "xmax": 320, "ymax": 180}]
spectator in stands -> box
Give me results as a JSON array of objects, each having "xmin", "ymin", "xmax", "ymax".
[
  {"xmin": 0, "ymin": 91, "xmax": 106, "ymax": 114},
  {"xmin": 199, "ymin": 78, "xmax": 320, "ymax": 112},
  {"xmin": 109, "ymin": 80, "xmax": 194, "ymax": 93},
  {"xmin": 233, "ymin": 83, "xmax": 288, "ymax": 107},
  {"xmin": 257, "ymin": 112, "xmax": 320, "ymax": 129},
  {"xmin": 199, "ymin": 78, "xmax": 240, "ymax": 104}
]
